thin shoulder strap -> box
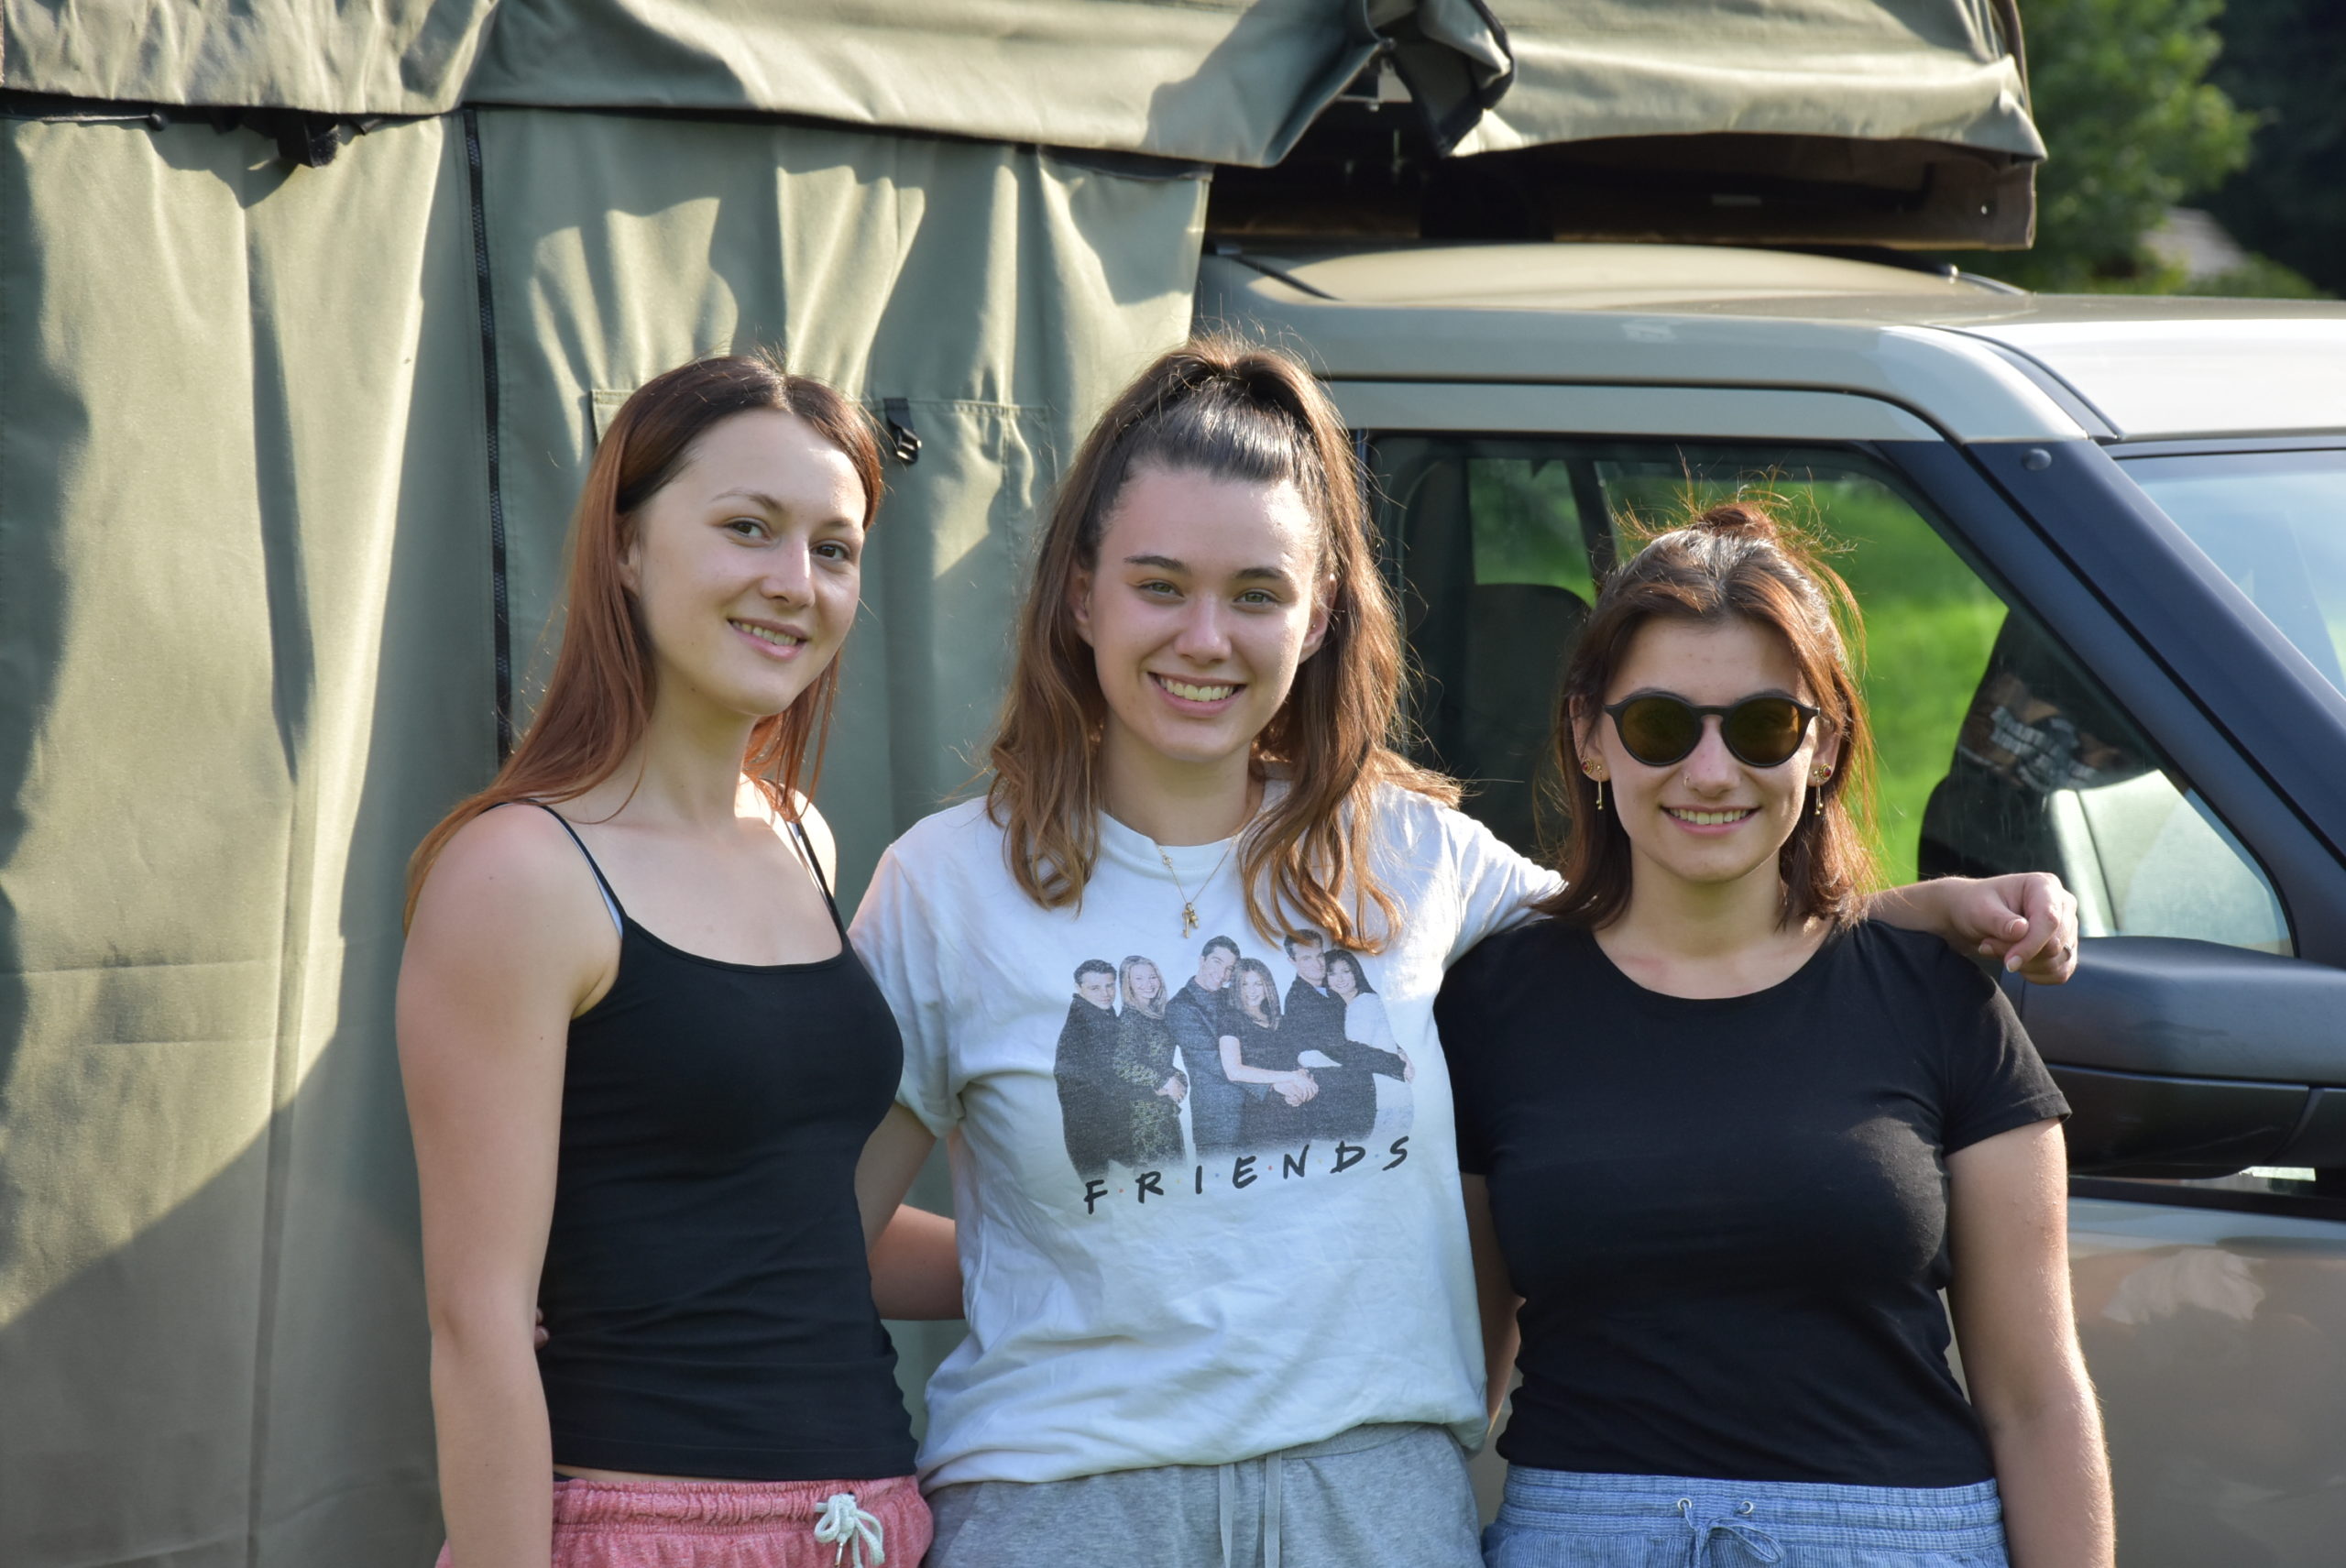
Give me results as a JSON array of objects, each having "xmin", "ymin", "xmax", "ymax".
[
  {"xmin": 787, "ymin": 816, "xmax": 846, "ymax": 931},
  {"xmin": 522, "ymin": 801, "xmax": 625, "ymax": 938}
]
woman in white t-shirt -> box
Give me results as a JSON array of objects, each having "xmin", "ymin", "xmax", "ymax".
[{"xmin": 845, "ymin": 338, "xmax": 2081, "ymax": 1568}]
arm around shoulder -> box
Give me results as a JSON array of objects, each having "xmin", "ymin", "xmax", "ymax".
[
  {"xmin": 1442, "ymin": 803, "xmax": 1563, "ymax": 965},
  {"xmin": 1867, "ymin": 872, "xmax": 2080, "ymax": 984}
]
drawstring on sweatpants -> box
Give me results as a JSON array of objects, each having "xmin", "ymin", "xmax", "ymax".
[
  {"xmin": 1218, "ymin": 1464, "xmax": 1235, "ymax": 1568},
  {"xmin": 814, "ymin": 1492, "xmax": 885, "ymax": 1567},
  {"xmin": 1676, "ymin": 1497, "xmax": 1782, "ymax": 1565},
  {"xmin": 1214, "ymin": 1450, "xmax": 1285, "ymax": 1568}
]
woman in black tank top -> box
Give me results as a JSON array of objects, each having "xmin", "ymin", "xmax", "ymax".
[{"xmin": 399, "ymin": 356, "xmax": 950, "ymax": 1568}]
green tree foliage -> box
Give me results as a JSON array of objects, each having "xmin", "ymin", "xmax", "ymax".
[
  {"xmin": 2203, "ymin": 0, "xmax": 2346, "ymax": 297},
  {"xmin": 1957, "ymin": 0, "xmax": 2254, "ymax": 291}
]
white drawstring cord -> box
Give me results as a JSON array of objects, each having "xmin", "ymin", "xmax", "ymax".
[{"xmin": 813, "ymin": 1492, "xmax": 885, "ymax": 1568}]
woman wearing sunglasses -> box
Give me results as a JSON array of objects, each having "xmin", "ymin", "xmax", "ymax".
[
  {"xmin": 847, "ymin": 341, "xmax": 2085, "ymax": 1568},
  {"xmin": 1440, "ymin": 503, "xmax": 2112, "ymax": 1568}
]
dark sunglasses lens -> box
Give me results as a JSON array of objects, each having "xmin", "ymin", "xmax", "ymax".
[
  {"xmin": 1615, "ymin": 697, "xmax": 1702, "ymax": 765},
  {"xmin": 1721, "ymin": 698, "xmax": 1808, "ymax": 766}
]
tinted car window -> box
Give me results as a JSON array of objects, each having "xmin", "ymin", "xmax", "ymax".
[
  {"xmin": 2124, "ymin": 448, "xmax": 2346, "ymax": 703},
  {"xmin": 1369, "ymin": 436, "xmax": 2292, "ymax": 955}
]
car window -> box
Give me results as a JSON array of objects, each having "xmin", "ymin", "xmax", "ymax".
[
  {"xmin": 1368, "ymin": 435, "xmax": 2293, "ymax": 955},
  {"xmin": 2122, "ymin": 448, "xmax": 2346, "ymax": 703}
]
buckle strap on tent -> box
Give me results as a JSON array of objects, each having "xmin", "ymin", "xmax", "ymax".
[{"xmin": 882, "ymin": 399, "xmax": 921, "ymax": 466}]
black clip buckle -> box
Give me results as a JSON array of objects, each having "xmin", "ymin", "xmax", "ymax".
[{"xmin": 882, "ymin": 398, "xmax": 921, "ymax": 466}]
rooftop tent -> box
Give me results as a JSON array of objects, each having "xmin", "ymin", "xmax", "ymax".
[
  {"xmin": 5, "ymin": 1, "xmax": 2039, "ymax": 242},
  {"xmin": 0, "ymin": 7, "xmax": 2042, "ymax": 1567},
  {"xmin": 1213, "ymin": 0, "xmax": 2044, "ymax": 248},
  {"xmin": 0, "ymin": 0, "xmax": 1391, "ymax": 160}
]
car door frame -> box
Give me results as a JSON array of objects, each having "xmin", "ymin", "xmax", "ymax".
[{"xmin": 1330, "ymin": 379, "xmax": 2346, "ymax": 966}]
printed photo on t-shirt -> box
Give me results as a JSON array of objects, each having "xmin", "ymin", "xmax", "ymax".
[{"xmin": 1051, "ymin": 929, "xmax": 1415, "ymax": 1212}]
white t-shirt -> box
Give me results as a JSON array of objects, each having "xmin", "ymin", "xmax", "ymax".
[{"xmin": 849, "ymin": 784, "xmax": 1559, "ymax": 1486}]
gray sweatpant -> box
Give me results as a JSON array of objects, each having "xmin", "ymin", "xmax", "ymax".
[{"xmin": 925, "ymin": 1422, "xmax": 1482, "ymax": 1568}]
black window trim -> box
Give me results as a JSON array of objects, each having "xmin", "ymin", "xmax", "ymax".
[
  {"xmin": 1357, "ymin": 425, "xmax": 2333, "ymax": 961},
  {"xmin": 1944, "ymin": 439, "xmax": 2346, "ymax": 963},
  {"xmin": 2108, "ymin": 435, "xmax": 2346, "ymax": 461},
  {"xmin": 1364, "ymin": 424, "xmax": 2346, "ymax": 1215}
]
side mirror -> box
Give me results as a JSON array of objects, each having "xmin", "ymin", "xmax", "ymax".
[{"xmin": 2005, "ymin": 937, "xmax": 2346, "ymax": 1178}]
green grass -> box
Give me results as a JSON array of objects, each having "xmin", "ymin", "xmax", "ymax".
[
  {"xmin": 1468, "ymin": 459, "xmax": 1596, "ymax": 599},
  {"xmin": 1823, "ymin": 483, "xmax": 2008, "ymax": 883}
]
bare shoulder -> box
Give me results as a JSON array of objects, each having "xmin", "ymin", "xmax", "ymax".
[{"xmin": 405, "ymin": 803, "xmax": 614, "ymax": 983}]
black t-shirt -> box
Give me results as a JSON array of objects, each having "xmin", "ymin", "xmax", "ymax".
[{"xmin": 1441, "ymin": 917, "xmax": 2067, "ymax": 1487}]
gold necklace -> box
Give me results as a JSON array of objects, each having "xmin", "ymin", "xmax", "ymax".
[{"xmin": 1155, "ymin": 836, "xmax": 1239, "ymax": 938}]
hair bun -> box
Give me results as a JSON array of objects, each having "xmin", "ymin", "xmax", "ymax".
[{"xmin": 1693, "ymin": 501, "xmax": 1776, "ymax": 538}]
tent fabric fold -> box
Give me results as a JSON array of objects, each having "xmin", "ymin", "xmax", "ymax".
[
  {"xmin": 0, "ymin": 104, "xmax": 1201, "ymax": 1567},
  {"xmin": 1451, "ymin": 0, "xmax": 2041, "ymax": 159},
  {"xmin": 0, "ymin": 112, "xmax": 484, "ymax": 1568},
  {"xmin": 3, "ymin": 3, "xmax": 2040, "ymax": 171}
]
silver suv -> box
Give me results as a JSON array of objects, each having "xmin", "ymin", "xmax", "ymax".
[{"xmin": 1200, "ymin": 240, "xmax": 2346, "ymax": 1568}]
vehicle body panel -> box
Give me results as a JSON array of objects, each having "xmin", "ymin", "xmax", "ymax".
[
  {"xmin": 1243, "ymin": 239, "xmax": 2346, "ymax": 1566},
  {"xmin": 1328, "ymin": 380, "xmax": 1940, "ymax": 440},
  {"xmin": 2069, "ymin": 1196, "xmax": 2346, "ymax": 1567}
]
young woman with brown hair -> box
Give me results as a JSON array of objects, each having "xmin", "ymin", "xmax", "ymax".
[
  {"xmin": 1441, "ymin": 505, "xmax": 2112, "ymax": 1568},
  {"xmin": 847, "ymin": 341, "xmax": 2080, "ymax": 1568},
  {"xmin": 399, "ymin": 355, "xmax": 943, "ymax": 1568}
]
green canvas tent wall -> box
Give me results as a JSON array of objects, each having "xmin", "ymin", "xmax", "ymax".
[{"xmin": 0, "ymin": 6, "xmax": 2039, "ymax": 1564}]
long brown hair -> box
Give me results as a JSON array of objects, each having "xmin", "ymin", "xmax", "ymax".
[
  {"xmin": 405, "ymin": 352, "xmax": 885, "ymax": 924},
  {"xmin": 1536, "ymin": 501, "xmax": 1880, "ymax": 931},
  {"xmin": 986, "ymin": 337, "xmax": 1454, "ymax": 952},
  {"xmin": 1230, "ymin": 957, "xmax": 1283, "ymax": 1028}
]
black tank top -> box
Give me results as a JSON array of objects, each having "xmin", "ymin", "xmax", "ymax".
[{"xmin": 527, "ymin": 804, "xmax": 918, "ymax": 1480}]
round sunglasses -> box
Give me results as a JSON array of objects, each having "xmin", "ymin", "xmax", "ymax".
[{"xmin": 1600, "ymin": 694, "xmax": 1821, "ymax": 769}]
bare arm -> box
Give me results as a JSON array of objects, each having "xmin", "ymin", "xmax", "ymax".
[
  {"xmin": 1869, "ymin": 873, "xmax": 2080, "ymax": 984},
  {"xmin": 400, "ymin": 809, "xmax": 612, "ymax": 1568},
  {"xmin": 854, "ymin": 1105, "xmax": 962, "ymax": 1320},
  {"xmin": 1946, "ymin": 1120, "xmax": 2114, "ymax": 1568},
  {"xmin": 870, "ymin": 1206, "xmax": 962, "ymax": 1320},
  {"xmin": 1460, "ymin": 1174, "xmax": 1523, "ymax": 1430}
]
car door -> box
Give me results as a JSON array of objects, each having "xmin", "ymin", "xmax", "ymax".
[{"xmin": 1339, "ymin": 381, "xmax": 2346, "ymax": 1567}]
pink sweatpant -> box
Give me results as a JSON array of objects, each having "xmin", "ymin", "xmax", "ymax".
[{"xmin": 433, "ymin": 1474, "xmax": 932, "ymax": 1568}]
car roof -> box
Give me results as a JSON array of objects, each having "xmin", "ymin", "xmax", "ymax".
[{"xmin": 1202, "ymin": 243, "xmax": 2346, "ymax": 444}]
